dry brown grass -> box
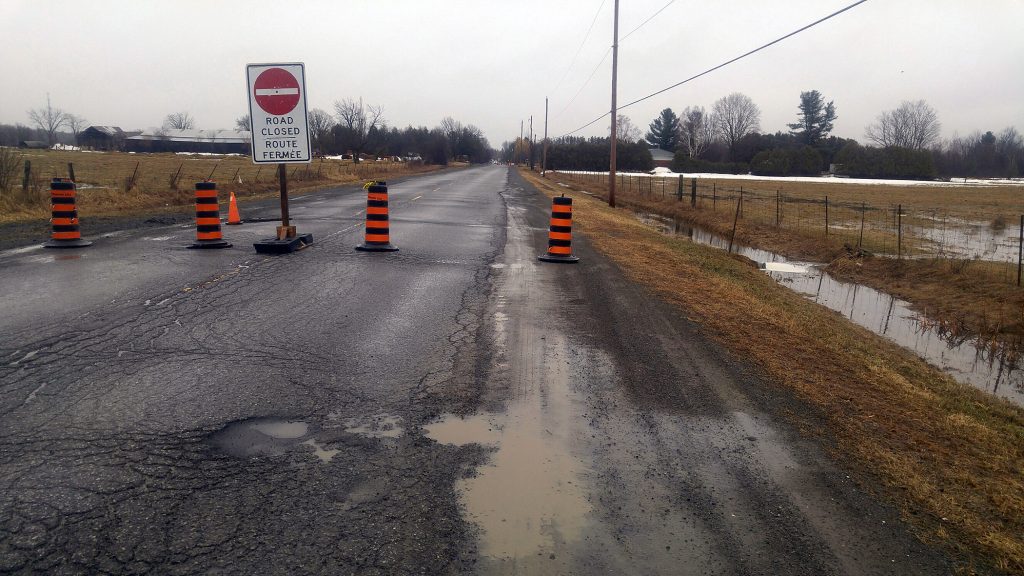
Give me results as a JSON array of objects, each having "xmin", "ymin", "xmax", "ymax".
[
  {"xmin": 0, "ymin": 149, "xmax": 441, "ymax": 222},
  {"xmin": 522, "ymin": 168, "xmax": 1024, "ymax": 574}
]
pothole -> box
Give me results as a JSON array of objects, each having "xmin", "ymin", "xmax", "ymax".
[{"xmin": 211, "ymin": 418, "xmax": 318, "ymax": 459}]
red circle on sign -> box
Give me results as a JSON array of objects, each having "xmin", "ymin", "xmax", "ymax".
[{"xmin": 253, "ymin": 67, "xmax": 300, "ymax": 116}]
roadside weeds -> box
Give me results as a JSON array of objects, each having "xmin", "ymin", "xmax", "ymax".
[{"xmin": 521, "ymin": 168, "xmax": 1024, "ymax": 575}]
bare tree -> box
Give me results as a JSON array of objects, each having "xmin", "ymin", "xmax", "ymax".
[
  {"xmin": 307, "ymin": 108, "xmax": 335, "ymax": 154},
  {"xmin": 678, "ymin": 106, "xmax": 713, "ymax": 159},
  {"xmin": 612, "ymin": 115, "xmax": 641, "ymax": 143},
  {"xmin": 235, "ymin": 114, "xmax": 251, "ymax": 131},
  {"xmin": 333, "ymin": 98, "xmax": 384, "ymax": 163},
  {"xmin": 163, "ymin": 112, "xmax": 195, "ymax": 130},
  {"xmin": 865, "ymin": 100, "xmax": 941, "ymax": 150},
  {"xmin": 711, "ymin": 93, "xmax": 761, "ymax": 159},
  {"xmin": 27, "ymin": 94, "xmax": 67, "ymax": 146},
  {"xmin": 65, "ymin": 114, "xmax": 88, "ymax": 142},
  {"xmin": 440, "ymin": 116, "xmax": 463, "ymax": 156}
]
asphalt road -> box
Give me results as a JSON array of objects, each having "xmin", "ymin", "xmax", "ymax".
[{"xmin": 0, "ymin": 165, "xmax": 951, "ymax": 574}]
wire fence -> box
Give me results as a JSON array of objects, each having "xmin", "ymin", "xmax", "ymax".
[{"xmin": 558, "ymin": 171, "xmax": 1024, "ymax": 286}]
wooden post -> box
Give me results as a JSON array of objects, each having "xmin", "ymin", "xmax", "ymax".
[
  {"xmin": 1017, "ymin": 214, "xmax": 1023, "ymax": 286},
  {"xmin": 690, "ymin": 178, "xmax": 697, "ymax": 208},
  {"xmin": 207, "ymin": 161, "xmax": 219, "ymax": 181},
  {"xmin": 126, "ymin": 161, "xmax": 140, "ymax": 191},
  {"xmin": 897, "ymin": 204, "xmax": 903, "ymax": 259},
  {"xmin": 858, "ymin": 202, "xmax": 866, "ymax": 248},
  {"xmin": 776, "ymin": 190, "xmax": 780, "ymax": 227},
  {"xmin": 279, "ymin": 163, "xmax": 290, "ymax": 228},
  {"xmin": 824, "ymin": 196, "xmax": 829, "ymax": 236},
  {"xmin": 738, "ymin": 187, "xmax": 743, "ymax": 218},
  {"xmin": 22, "ymin": 160, "xmax": 31, "ymax": 191},
  {"xmin": 728, "ymin": 190, "xmax": 743, "ymax": 254},
  {"xmin": 254, "ymin": 166, "xmax": 262, "ymax": 183},
  {"xmin": 67, "ymin": 162, "xmax": 75, "ymax": 182},
  {"xmin": 713, "ymin": 182, "xmax": 716, "ymax": 210},
  {"xmin": 676, "ymin": 175, "xmax": 683, "ymax": 201},
  {"xmin": 170, "ymin": 163, "xmax": 183, "ymax": 190}
]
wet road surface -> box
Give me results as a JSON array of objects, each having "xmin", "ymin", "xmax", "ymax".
[{"xmin": 0, "ymin": 166, "xmax": 951, "ymax": 574}]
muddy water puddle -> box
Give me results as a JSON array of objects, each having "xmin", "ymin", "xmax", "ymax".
[{"xmin": 637, "ymin": 212, "xmax": 1023, "ymax": 406}]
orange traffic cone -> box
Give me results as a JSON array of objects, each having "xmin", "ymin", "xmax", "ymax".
[{"xmin": 226, "ymin": 191, "xmax": 242, "ymax": 225}]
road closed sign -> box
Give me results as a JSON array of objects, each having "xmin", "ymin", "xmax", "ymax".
[{"xmin": 246, "ymin": 63, "xmax": 311, "ymax": 164}]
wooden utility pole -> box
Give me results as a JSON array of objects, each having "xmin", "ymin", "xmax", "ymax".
[
  {"xmin": 608, "ymin": 0, "xmax": 620, "ymax": 208},
  {"xmin": 542, "ymin": 97, "xmax": 549, "ymax": 177},
  {"xmin": 529, "ymin": 115, "xmax": 534, "ymax": 170}
]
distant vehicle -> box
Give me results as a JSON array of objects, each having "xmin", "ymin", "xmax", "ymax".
[{"xmin": 649, "ymin": 166, "xmax": 673, "ymax": 175}]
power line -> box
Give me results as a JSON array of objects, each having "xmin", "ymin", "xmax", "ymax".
[
  {"xmin": 620, "ymin": 0, "xmax": 675, "ymax": 42},
  {"xmin": 555, "ymin": 47, "xmax": 611, "ymax": 119},
  {"xmin": 555, "ymin": 0, "xmax": 870, "ymax": 139},
  {"xmin": 550, "ymin": 0, "xmax": 607, "ymax": 97},
  {"xmin": 553, "ymin": 0, "xmax": 673, "ymax": 121}
]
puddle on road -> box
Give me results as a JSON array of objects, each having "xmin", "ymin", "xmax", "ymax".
[
  {"xmin": 211, "ymin": 418, "xmax": 343, "ymax": 463},
  {"xmin": 423, "ymin": 413, "xmax": 502, "ymax": 446},
  {"xmin": 250, "ymin": 420, "xmax": 309, "ymax": 439},
  {"xmin": 301, "ymin": 439, "xmax": 340, "ymax": 463},
  {"xmin": 426, "ymin": 341, "xmax": 590, "ymax": 561},
  {"xmin": 636, "ymin": 212, "xmax": 1024, "ymax": 406}
]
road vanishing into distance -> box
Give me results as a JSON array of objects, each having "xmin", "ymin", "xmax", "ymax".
[{"xmin": 0, "ymin": 166, "xmax": 952, "ymax": 574}]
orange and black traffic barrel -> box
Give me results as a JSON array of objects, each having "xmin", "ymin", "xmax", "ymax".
[
  {"xmin": 538, "ymin": 194, "xmax": 579, "ymax": 263},
  {"xmin": 44, "ymin": 178, "xmax": 91, "ymax": 248},
  {"xmin": 355, "ymin": 180, "xmax": 398, "ymax": 252},
  {"xmin": 188, "ymin": 181, "xmax": 231, "ymax": 249}
]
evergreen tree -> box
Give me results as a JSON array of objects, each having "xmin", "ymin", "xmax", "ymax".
[
  {"xmin": 787, "ymin": 90, "xmax": 836, "ymax": 145},
  {"xmin": 644, "ymin": 108, "xmax": 681, "ymax": 151}
]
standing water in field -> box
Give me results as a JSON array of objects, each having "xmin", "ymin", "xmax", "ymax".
[{"xmin": 635, "ymin": 212, "xmax": 1024, "ymax": 407}]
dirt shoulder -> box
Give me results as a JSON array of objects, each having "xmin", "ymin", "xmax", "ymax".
[{"xmin": 521, "ymin": 168, "xmax": 1024, "ymax": 574}]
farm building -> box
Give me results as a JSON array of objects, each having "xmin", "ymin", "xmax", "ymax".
[
  {"xmin": 18, "ymin": 141, "xmax": 48, "ymax": 149},
  {"xmin": 78, "ymin": 126, "xmax": 127, "ymax": 151},
  {"xmin": 125, "ymin": 129, "xmax": 251, "ymax": 154},
  {"xmin": 648, "ymin": 148, "xmax": 674, "ymax": 168}
]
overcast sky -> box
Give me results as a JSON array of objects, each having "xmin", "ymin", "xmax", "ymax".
[{"xmin": 2, "ymin": 0, "xmax": 1021, "ymax": 148}]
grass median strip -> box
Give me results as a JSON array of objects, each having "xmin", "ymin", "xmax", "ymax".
[{"xmin": 522, "ymin": 169, "xmax": 1024, "ymax": 574}]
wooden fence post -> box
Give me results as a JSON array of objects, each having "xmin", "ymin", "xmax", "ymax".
[
  {"xmin": 825, "ymin": 196, "xmax": 829, "ymax": 236},
  {"xmin": 22, "ymin": 160, "xmax": 31, "ymax": 191},
  {"xmin": 728, "ymin": 190, "xmax": 743, "ymax": 253},
  {"xmin": 858, "ymin": 202, "xmax": 866, "ymax": 248},
  {"xmin": 1017, "ymin": 214, "xmax": 1023, "ymax": 286},
  {"xmin": 691, "ymin": 178, "xmax": 697, "ymax": 208},
  {"xmin": 897, "ymin": 204, "xmax": 903, "ymax": 259}
]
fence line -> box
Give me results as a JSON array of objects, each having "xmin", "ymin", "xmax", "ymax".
[{"xmin": 557, "ymin": 170, "xmax": 1024, "ymax": 286}]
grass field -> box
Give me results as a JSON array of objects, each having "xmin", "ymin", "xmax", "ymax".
[
  {"xmin": 0, "ymin": 149, "xmax": 443, "ymax": 222},
  {"xmin": 522, "ymin": 168, "xmax": 1024, "ymax": 575},
  {"xmin": 550, "ymin": 170, "xmax": 1024, "ymax": 347}
]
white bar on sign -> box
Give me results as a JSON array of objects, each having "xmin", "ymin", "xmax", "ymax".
[{"xmin": 255, "ymin": 88, "xmax": 299, "ymax": 96}]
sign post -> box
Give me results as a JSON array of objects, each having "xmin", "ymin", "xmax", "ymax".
[{"xmin": 247, "ymin": 62, "xmax": 313, "ymax": 254}]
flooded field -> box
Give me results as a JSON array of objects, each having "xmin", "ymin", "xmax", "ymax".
[{"xmin": 636, "ymin": 213, "xmax": 1024, "ymax": 407}]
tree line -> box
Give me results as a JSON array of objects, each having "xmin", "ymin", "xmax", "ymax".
[
  {"xmin": 2, "ymin": 96, "xmax": 493, "ymax": 166},
  {"xmin": 524, "ymin": 91, "xmax": 1022, "ymax": 180}
]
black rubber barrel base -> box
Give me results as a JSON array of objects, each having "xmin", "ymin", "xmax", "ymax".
[
  {"xmin": 254, "ymin": 233, "xmax": 313, "ymax": 254},
  {"xmin": 188, "ymin": 239, "xmax": 232, "ymax": 249},
  {"xmin": 538, "ymin": 253, "xmax": 580, "ymax": 264},
  {"xmin": 44, "ymin": 239, "xmax": 92, "ymax": 248},
  {"xmin": 356, "ymin": 243, "xmax": 399, "ymax": 252}
]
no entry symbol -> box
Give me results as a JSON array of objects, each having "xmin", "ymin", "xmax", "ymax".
[{"xmin": 253, "ymin": 67, "xmax": 301, "ymax": 116}]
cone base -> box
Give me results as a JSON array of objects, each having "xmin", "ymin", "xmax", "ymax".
[
  {"xmin": 356, "ymin": 243, "xmax": 399, "ymax": 252},
  {"xmin": 254, "ymin": 233, "xmax": 314, "ymax": 255},
  {"xmin": 225, "ymin": 220, "xmax": 243, "ymax": 226},
  {"xmin": 188, "ymin": 239, "xmax": 232, "ymax": 249},
  {"xmin": 44, "ymin": 238, "xmax": 92, "ymax": 248},
  {"xmin": 538, "ymin": 253, "xmax": 579, "ymax": 264}
]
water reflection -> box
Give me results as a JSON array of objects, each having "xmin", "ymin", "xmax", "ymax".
[{"xmin": 637, "ymin": 213, "xmax": 1024, "ymax": 407}]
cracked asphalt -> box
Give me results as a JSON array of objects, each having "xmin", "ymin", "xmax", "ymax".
[{"xmin": 0, "ymin": 166, "xmax": 952, "ymax": 574}]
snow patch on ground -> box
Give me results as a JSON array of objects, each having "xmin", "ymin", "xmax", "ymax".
[{"xmin": 558, "ymin": 170, "xmax": 1024, "ymax": 188}]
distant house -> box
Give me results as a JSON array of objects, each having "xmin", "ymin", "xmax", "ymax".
[
  {"xmin": 78, "ymin": 126, "xmax": 125, "ymax": 151},
  {"xmin": 648, "ymin": 148, "xmax": 674, "ymax": 168},
  {"xmin": 125, "ymin": 129, "xmax": 251, "ymax": 154},
  {"xmin": 18, "ymin": 140, "xmax": 48, "ymax": 149}
]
